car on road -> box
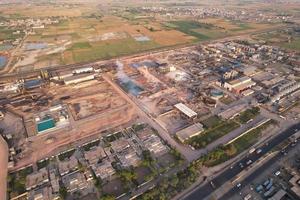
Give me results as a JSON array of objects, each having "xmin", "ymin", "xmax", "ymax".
[
  {"xmin": 256, "ymin": 149, "xmax": 262, "ymax": 154},
  {"xmin": 237, "ymin": 183, "xmax": 242, "ymax": 188},
  {"xmin": 246, "ymin": 159, "xmax": 253, "ymax": 165},
  {"xmin": 279, "ymin": 115, "xmax": 286, "ymax": 120},
  {"xmin": 275, "ymin": 170, "xmax": 281, "ymax": 176},
  {"xmin": 281, "ymin": 150, "xmax": 287, "ymax": 155},
  {"xmin": 239, "ymin": 162, "xmax": 244, "ymax": 168},
  {"xmin": 256, "ymin": 184, "xmax": 263, "ymax": 193},
  {"xmin": 210, "ymin": 181, "xmax": 216, "ymax": 188},
  {"xmin": 249, "ymin": 148, "xmax": 256, "ymax": 154}
]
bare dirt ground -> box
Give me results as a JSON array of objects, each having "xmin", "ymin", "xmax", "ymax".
[
  {"xmin": 0, "ymin": 137, "xmax": 8, "ymax": 200},
  {"xmin": 10, "ymin": 78, "xmax": 138, "ymax": 171},
  {"xmin": 12, "ymin": 103, "xmax": 136, "ymax": 171}
]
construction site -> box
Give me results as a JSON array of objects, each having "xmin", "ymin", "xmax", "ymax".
[{"xmin": 0, "ymin": 65, "xmax": 138, "ymax": 172}]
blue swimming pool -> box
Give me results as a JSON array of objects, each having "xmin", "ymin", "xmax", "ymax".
[{"xmin": 0, "ymin": 56, "xmax": 7, "ymax": 69}]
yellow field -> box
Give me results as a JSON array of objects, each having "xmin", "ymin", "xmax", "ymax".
[
  {"xmin": 0, "ymin": 4, "xmax": 95, "ymax": 17},
  {"xmin": 198, "ymin": 18, "xmax": 275, "ymax": 33}
]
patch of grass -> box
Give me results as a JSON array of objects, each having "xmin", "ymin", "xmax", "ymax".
[
  {"xmin": 0, "ymin": 27, "xmax": 24, "ymax": 40},
  {"xmin": 201, "ymin": 115, "xmax": 223, "ymax": 129},
  {"xmin": 67, "ymin": 38, "xmax": 161, "ymax": 63},
  {"xmin": 230, "ymin": 22, "xmax": 252, "ymax": 32},
  {"xmin": 234, "ymin": 107, "xmax": 260, "ymax": 124},
  {"xmin": 281, "ymin": 37, "xmax": 300, "ymax": 51},
  {"xmin": 165, "ymin": 20, "xmax": 212, "ymax": 40},
  {"xmin": 70, "ymin": 41, "xmax": 92, "ymax": 50},
  {"xmin": 188, "ymin": 120, "xmax": 240, "ymax": 149},
  {"xmin": 220, "ymin": 96, "xmax": 234, "ymax": 105},
  {"xmin": 200, "ymin": 119, "xmax": 275, "ymax": 167}
]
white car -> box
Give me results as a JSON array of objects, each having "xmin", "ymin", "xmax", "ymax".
[
  {"xmin": 275, "ymin": 171, "xmax": 281, "ymax": 176},
  {"xmin": 256, "ymin": 149, "xmax": 262, "ymax": 154},
  {"xmin": 246, "ymin": 160, "xmax": 253, "ymax": 165}
]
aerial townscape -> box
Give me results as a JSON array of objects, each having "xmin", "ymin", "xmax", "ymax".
[{"xmin": 1, "ymin": 0, "xmax": 300, "ymax": 200}]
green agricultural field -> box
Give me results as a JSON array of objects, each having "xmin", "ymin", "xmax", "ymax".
[
  {"xmin": 230, "ymin": 22, "xmax": 253, "ymax": 32},
  {"xmin": 66, "ymin": 38, "xmax": 161, "ymax": 63},
  {"xmin": 281, "ymin": 37, "xmax": 300, "ymax": 51},
  {"xmin": 164, "ymin": 20, "xmax": 214, "ymax": 41},
  {"xmin": 70, "ymin": 41, "xmax": 92, "ymax": 50},
  {"xmin": 234, "ymin": 107, "xmax": 260, "ymax": 124},
  {"xmin": 0, "ymin": 27, "xmax": 23, "ymax": 41}
]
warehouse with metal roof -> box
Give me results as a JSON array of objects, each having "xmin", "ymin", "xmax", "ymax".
[{"xmin": 174, "ymin": 103, "xmax": 197, "ymax": 118}]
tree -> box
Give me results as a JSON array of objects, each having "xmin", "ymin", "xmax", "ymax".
[
  {"xmin": 59, "ymin": 186, "xmax": 68, "ymax": 199},
  {"xmin": 119, "ymin": 169, "xmax": 137, "ymax": 183},
  {"xmin": 170, "ymin": 175, "xmax": 179, "ymax": 188},
  {"xmin": 100, "ymin": 194, "xmax": 115, "ymax": 200}
]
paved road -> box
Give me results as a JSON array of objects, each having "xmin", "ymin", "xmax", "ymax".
[
  {"xmin": 184, "ymin": 122, "xmax": 300, "ymax": 200},
  {"xmin": 219, "ymin": 137, "xmax": 300, "ymax": 200}
]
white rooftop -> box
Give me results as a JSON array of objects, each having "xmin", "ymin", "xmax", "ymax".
[{"xmin": 174, "ymin": 103, "xmax": 197, "ymax": 118}]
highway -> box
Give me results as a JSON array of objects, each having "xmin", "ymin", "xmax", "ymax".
[
  {"xmin": 184, "ymin": 122, "xmax": 300, "ymax": 200},
  {"xmin": 219, "ymin": 130, "xmax": 300, "ymax": 200}
]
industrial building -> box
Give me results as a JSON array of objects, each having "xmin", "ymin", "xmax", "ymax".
[
  {"xmin": 218, "ymin": 103, "xmax": 248, "ymax": 119},
  {"xmin": 174, "ymin": 103, "xmax": 197, "ymax": 118},
  {"xmin": 63, "ymin": 74, "xmax": 95, "ymax": 85},
  {"xmin": 271, "ymin": 80, "xmax": 300, "ymax": 103},
  {"xmin": 24, "ymin": 79, "xmax": 43, "ymax": 90},
  {"xmin": 72, "ymin": 67, "xmax": 94, "ymax": 75},
  {"xmin": 222, "ymin": 76, "xmax": 256, "ymax": 93},
  {"xmin": 176, "ymin": 123, "xmax": 204, "ymax": 143}
]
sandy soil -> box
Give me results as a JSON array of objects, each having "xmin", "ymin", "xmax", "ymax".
[
  {"xmin": 11, "ymin": 77, "xmax": 138, "ymax": 171},
  {"xmin": 0, "ymin": 137, "xmax": 8, "ymax": 200}
]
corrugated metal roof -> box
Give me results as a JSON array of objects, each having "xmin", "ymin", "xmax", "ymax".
[{"xmin": 174, "ymin": 103, "xmax": 197, "ymax": 118}]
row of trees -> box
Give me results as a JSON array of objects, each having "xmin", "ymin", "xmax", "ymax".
[{"xmin": 138, "ymin": 162, "xmax": 200, "ymax": 200}]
